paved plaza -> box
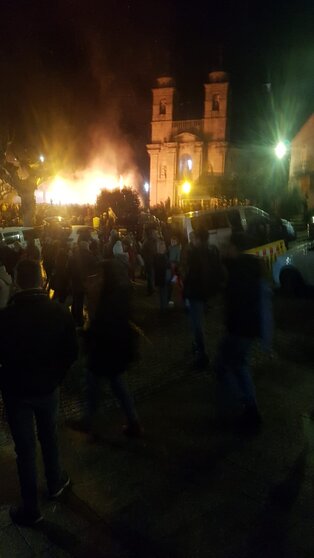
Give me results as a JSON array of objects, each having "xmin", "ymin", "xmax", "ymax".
[{"xmin": 1, "ymin": 283, "xmax": 314, "ymax": 557}]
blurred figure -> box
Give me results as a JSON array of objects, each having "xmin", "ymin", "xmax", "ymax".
[
  {"xmin": 103, "ymin": 229, "xmax": 119, "ymax": 259},
  {"xmin": 183, "ymin": 228, "xmax": 222, "ymax": 369},
  {"xmin": 13, "ymin": 240, "xmax": 25, "ymax": 261},
  {"xmin": 142, "ymin": 228, "xmax": 157, "ymax": 295},
  {"xmin": 89, "ymin": 238, "xmax": 102, "ymax": 262},
  {"xmin": 69, "ymin": 240, "xmax": 98, "ymax": 327},
  {"xmin": 154, "ymin": 238, "xmax": 170, "ymax": 312},
  {"xmin": 51, "ymin": 246, "xmax": 70, "ymax": 304},
  {"xmin": 215, "ymin": 235, "xmax": 272, "ymax": 431},
  {"xmin": 24, "ymin": 238, "xmax": 40, "ymax": 262},
  {"xmin": 42, "ymin": 238, "xmax": 57, "ymax": 288},
  {"xmin": 0, "ymin": 260, "xmax": 12, "ymax": 308},
  {"xmin": 81, "ymin": 259, "xmax": 142, "ymax": 437},
  {"xmin": 125, "ymin": 234, "xmax": 137, "ymax": 281},
  {"xmin": 0, "ymin": 260, "xmax": 77, "ymax": 526},
  {"xmin": 0, "ymin": 242, "xmax": 20, "ymax": 278},
  {"xmin": 168, "ymin": 235, "xmax": 182, "ymax": 304}
]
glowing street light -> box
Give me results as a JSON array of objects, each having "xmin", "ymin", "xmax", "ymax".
[
  {"xmin": 144, "ymin": 182, "xmax": 150, "ymax": 193},
  {"xmin": 275, "ymin": 141, "xmax": 288, "ymax": 160},
  {"xmin": 39, "ymin": 154, "xmax": 45, "ymax": 163},
  {"xmin": 182, "ymin": 181, "xmax": 191, "ymax": 194}
]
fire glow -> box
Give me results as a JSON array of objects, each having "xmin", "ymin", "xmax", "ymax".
[{"xmin": 35, "ymin": 169, "xmax": 135, "ymax": 205}]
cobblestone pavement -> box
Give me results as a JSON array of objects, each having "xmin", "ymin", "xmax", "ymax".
[{"xmin": 1, "ymin": 281, "xmax": 314, "ymax": 557}]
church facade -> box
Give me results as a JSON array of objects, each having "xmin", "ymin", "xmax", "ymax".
[{"xmin": 147, "ymin": 71, "xmax": 230, "ymax": 207}]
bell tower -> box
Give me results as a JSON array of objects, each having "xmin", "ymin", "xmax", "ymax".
[
  {"xmin": 148, "ymin": 76, "xmax": 176, "ymax": 206},
  {"xmin": 203, "ymin": 71, "xmax": 229, "ymax": 174},
  {"xmin": 203, "ymin": 71, "xmax": 229, "ymax": 139},
  {"xmin": 151, "ymin": 76, "xmax": 175, "ymax": 143}
]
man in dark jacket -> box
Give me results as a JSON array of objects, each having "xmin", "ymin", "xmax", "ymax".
[
  {"xmin": 142, "ymin": 228, "xmax": 157, "ymax": 295},
  {"xmin": 69, "ymin": 240, "xmax": 97, "ymax": 326},
  {"xmin": 215, "ymin": 235, "xmax": 272, "ymax": 430},
  {"xmin": 183, "ymin": 228, "xmax": 221, "ymax": 368},
  {"xmin": 81, "ymin": 259, "xmax": 142, "ymax": 437},
  {"xmin": 0, "ymin": 260, "xmax": 78, "ymax": 526}
]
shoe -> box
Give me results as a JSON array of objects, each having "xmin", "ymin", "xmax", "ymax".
[
  {"xmin": 122, "ymin": 423, "xmax": 144, "ymax": 438},
  {"xmin": 10, "ymin": 505, "xmax": 43, "ymax": 527},
  {"xmin": 49, "ymin": 472, "xmax": 71, "ymax": 498}
]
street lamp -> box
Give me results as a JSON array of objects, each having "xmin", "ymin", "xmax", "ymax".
[
  {"xmin": 39, "ymin": 154, "xmax": 45, "ymax": 163},
  {"xmin": 182, "ymin": 180, "xmax": 191, "ymax": 195},
  {"xmin": 144, "ymin": 182, "xmax": 150, "ymax": 193},
  {"xmin": 275, "ymin": 141, "xmax": 288, "ymax": 160}
]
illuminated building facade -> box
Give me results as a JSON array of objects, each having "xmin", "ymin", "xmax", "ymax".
[
  {"xmin": 289, "ymin": 114, "xmax": 314, "ymax": 207},
  {"xmin": 147, "ymin": 72, "xmax": 230, "ymax": 206}
]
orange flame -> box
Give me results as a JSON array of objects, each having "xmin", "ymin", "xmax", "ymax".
[{"xmin": 36, "ymin": 169, "xmax": 136, "ymax": 205}]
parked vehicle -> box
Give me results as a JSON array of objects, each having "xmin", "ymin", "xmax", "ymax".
[
  {"xmin": 0, "ymin": 226, "xmax": 43, "ymax": 254},
  {"xmin": 168, "ymin": 206, "xmax": 295, "ymax": 251},
  {"xmin": 272, "ymin": 242, "xmax": 314, "ymax": 294},
  {"xmin": 281, "ymin": 218, "xmax": 296, "ymax": 242},
  {"xmin": 169, "ymin": 206, "xmax": 284, "ymax": 250},
  {"xmin": 66, "ymin": 225, "xmax": 99, "ymax": 244},
  {"xmin": 0, "ymin": 227, "xmax": 27, "ymax": 248},
  {"xmin": 307, "ymin": 216, "xmax": 314, "ymax": 240}
]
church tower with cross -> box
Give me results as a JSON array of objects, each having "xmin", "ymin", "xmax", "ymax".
[{"xmin": 147, "ymin": 71, "xmax": 230, "ymax": 207}]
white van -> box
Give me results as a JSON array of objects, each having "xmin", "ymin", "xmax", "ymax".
[
  {"xmin": 0, "ymin": 227, "xmax": 42, "ymax": 253},
  {"xmin": 168, "ymin": 211, "xmax": 231, "ymax": 249},
  {"xmin": 167, "ymin": 206, "xmax": 271, "ymax": 250}
]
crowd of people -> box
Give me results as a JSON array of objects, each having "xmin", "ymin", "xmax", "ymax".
[{"xmin": 0, "ymin": 224, "xmax": 273, "ymax": 527}]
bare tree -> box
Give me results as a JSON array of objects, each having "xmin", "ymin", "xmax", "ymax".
[{"xmin": 0, "ymin": 143, "xmax": 47, "ymax": 225}]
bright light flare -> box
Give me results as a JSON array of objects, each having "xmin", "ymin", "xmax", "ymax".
[
  {"xmin": 182, "ymin": 181, "xmax": 191, "ymax": 194},
  {"xmin": 144, "ymin": 182, "xmax": 150, "ymax": 193},
  {"xmin": 47, "ymin": 177, "xmax": 73, "ymax": 205},
  {"xmin": 275, "ymin": 141, "xmax": 287, "ymax": 160},
  {"xmin": 39, "ymin": 154, "xmax": 45, "ymax": 163}
]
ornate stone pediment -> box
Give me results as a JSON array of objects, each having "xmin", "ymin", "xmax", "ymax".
[{"xmin": 175, "ymin": 132, "xmax": 200, "ymax": 142}]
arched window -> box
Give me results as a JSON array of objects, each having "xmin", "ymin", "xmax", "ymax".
[
  {"xmin": 160, "ymin": 164, "xmax": 167, "ymax": 179},
  {"xmin": 159, "ymin": 99, "xmax": 166, "ymax": 115},
  {"xmin": 179, "ymin": 154, "xmax": 193, "ymax": 178},
  {"xmin": 212, "ymin": 94, "xmax": 220, "ymax": 112}
]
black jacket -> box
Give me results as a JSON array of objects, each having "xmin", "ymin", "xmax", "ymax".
[
  {"xmin": 224, "ymin": 254, "xmax": 263, "ymax": 338},
  {"xmin": 69, "ymin": 248, "xmax": 98, "ymax": 293},
  {"xmin": 154, "ymin": 253, "xmax": 169, "ymax": 287},
  {"xmin": 84, "ymin": 261, "xmax": 137, "ymax": 376},
  {"xmin": 183, "ymin": 244, "xmax": 215, "ymax": 301},
  {"xmin": 0, "ymin": 289, "xmax": 78, "ymax": 396}
]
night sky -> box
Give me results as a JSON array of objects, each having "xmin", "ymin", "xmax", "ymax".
[{"xmin": 0, "ymin": 0, "xmax": 313, "ymax": 178}]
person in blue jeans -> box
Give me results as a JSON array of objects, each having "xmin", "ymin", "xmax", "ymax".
[
  {"xmin": 215, "ymin": 235, "xmax": 273, "ymax": 430},
  {"xmin": 0, "ymin": 260, "xmax": 78, "ymax": 526}
]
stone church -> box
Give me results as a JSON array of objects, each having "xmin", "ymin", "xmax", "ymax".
[{"xmin": 147, "ymin": 71, "xmax": 229, "ymax": 207}]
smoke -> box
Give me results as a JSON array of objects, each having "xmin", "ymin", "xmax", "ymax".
[{"xmin": 79, "ymin": 30, "xmax": 143, "ymax": 190}]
